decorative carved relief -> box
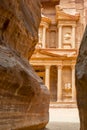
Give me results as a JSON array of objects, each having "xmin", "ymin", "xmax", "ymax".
[
  {"xmin": 64, "ymin": 32, "xmax": 71, "ymax": 41},
  {"xmin": 62, "ymin": 67, "xmax": 72, "ymax": 101},
  {"xmin": 62, "ymin": 26, "xmax": 72, "ymax": 48}
]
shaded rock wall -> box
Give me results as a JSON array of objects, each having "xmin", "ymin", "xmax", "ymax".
[
  {"xmin": 0, "ymin": 0, "xmax": 50, "ymax": 130},
  {"xmin": 0, "ymin": 0, "xmax": 41, "ymax": 59},
  {"xmin": 75, "ymin": 26, "xmax": 87, "ymax": 130}
]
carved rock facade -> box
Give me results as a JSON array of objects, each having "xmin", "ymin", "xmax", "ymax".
[{"xmin": 0, "ymin": 0, "xmax": 50, "ymax": 130}]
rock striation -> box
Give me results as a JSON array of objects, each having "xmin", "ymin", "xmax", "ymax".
[
  {"xmin": 0, "ymin": 0, "xmax": 50, "ymax": 130},
  {"xmin": 75, "ymin": 26, "xmax": 87, "ymax": 130}
]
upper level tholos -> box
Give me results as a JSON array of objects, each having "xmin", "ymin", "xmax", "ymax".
[{"xmin": 36, "ymin": 5, "xmax": 80, "ymax": 50}]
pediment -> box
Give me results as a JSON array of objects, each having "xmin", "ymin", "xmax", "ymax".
[
  {"xmin": 31, "ymin": 49, "xmax": 77, "ymax": 59},
  {"xmin": 41, "ymin": 14, "xmax": 51, "ymax": 24},
  {"xmin": 40, "ymin": 49, "xmax": 77, "ymax": 57},
  {"xmin": 31, "ymin": 49, "xmax": 53, "ymax": 59},
  {"xmin": 56, "ymin": 5, "xmax": 80, "ymax": 21}
]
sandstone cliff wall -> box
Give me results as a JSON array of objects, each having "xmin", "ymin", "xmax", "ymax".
[
  {"xmin": 75, "ymin": 26, "xmax": 87, "ymax": 130},
  {"xmin": 0, "ymin": 0, "xmax": 50, "ymax": 130}
]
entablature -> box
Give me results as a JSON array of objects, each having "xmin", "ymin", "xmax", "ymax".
[
  {"xmin": 30, "ymin": 48, "xmax": 77, "ymax": 61},
  {"xmin": 30, "ymin": 58, "xmax": 76, "ymax": 66},
  {"xmin": 58, "ymin": 21, "xmax": 77, "ymax": 26},
  {"xmin": 56, "ymin": 5, "xmax": 80, "ymax": 23}
]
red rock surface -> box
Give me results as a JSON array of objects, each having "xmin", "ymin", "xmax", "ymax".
[
  {"xmin": 0, "ymin": 0, "xmax": 41, "ymax": 59},
  {"xmin": 75, "ymin": 26, "xmax": 87, "ymax": 130},
  {"xmin": 0, "ymin": 0, "xmax": 50, "ymax": 130}
]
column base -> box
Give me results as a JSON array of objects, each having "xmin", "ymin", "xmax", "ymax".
[
  {"xmin": 57, "ymin": 100, "xmax": 62, "ymax": 102},
  {"xmin": 72, "ymin": 99, "xmax": 76, "ymax": 102}
]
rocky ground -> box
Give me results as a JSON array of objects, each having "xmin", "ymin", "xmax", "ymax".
[{"xmin": 45, "ymin": 108, "xmax": 80, "ymax": 130}]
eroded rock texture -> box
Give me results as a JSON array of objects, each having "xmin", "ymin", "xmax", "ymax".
[
  {"xmin": 0, "ymin": 0, "xmax": 41, "ymax": 59},
  {"xmin": 75, "ymin": 26, "xmax": 87, "ymax": 130},
  {"xmin": 0, "ymin": 0, "xmax": 50, "ymax": 130}
]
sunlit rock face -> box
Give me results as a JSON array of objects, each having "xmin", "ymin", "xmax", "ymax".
[
  {"xmin": 75, "ymin": 26, "xmax": 87, "ymax": 130},
  {"xmin": 0, "ymin": 0, "xmax": 50, "ymax": 130}
]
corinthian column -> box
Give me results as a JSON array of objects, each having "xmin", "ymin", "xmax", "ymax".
[
  {"xmin": 71, "ymin": 65, "xmax": 76, "ymax": 101},
  {"xmin": 72, "ymin": 26, "xmax": 76, "ymax": 48},
  {"xmin": 57, "ymin": 65, "xmax": 62, "ymax": 102},
  {"xmin": 58, "ymin": 25, "xmax": 62, "ymax": 48},
  {"xmin": 42, "ymin": 26, "xmax": 46, "ymax": 48},
  {"xmin": 45, "ymin": 65, "xmax": 50, "ymax": 90}
]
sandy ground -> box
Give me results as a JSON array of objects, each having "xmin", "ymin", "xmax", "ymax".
[{"xmin": 45, "ymin": 108, "xmax": 80, "ymax": 130}]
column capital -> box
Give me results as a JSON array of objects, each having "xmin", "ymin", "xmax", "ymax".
[
  {"xmin": 57, "ymin": 24, "xmax": 63, "ymax": 28},
  {"xmin": 42, "ymin": 26, "xmax": 47, "ymax": 30},
  {"xmin": 45, "ymin": 65, "xmax": 51, "ymax": 69},
  {"xmin": 71, "ymin": 65, "xmax": 75, "ymax": 69},
  {"xmin": 57, "ymin": 65, "xmax": 63, "ymax": 70},
  {"xmin": 72, "ymin": 25, "xmax": 76, "ymax": 28},
  {"xmin": 43, "ymin": 25, "xmax": 47, "ymax": 29},
  {"xmin": 40, "ymin": 21, "xmax": 49, "ymax": 29}
]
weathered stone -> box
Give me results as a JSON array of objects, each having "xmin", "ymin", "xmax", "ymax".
[
  {"xmin": 75, "ymin": 26, "xmax": 87, "ymax": 130},
  {"xmin": 0, "ymin": 0, "xmax": 41, "ymax": 59},
  {"xmin": 0, "ymin": 0, "xmax": 50, "ymax": 130}
]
